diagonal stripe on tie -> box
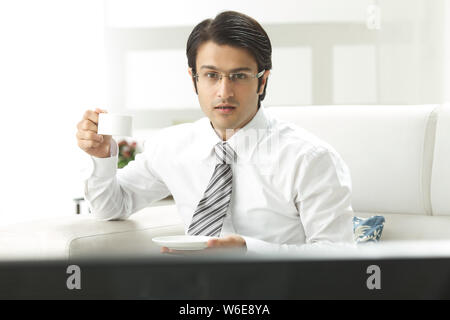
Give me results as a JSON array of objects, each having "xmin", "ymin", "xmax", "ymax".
[
  {"xmin": 194, "ymin": 210, "xmax": 228, "ymax": 236},
  {"xmin": 215, "ymin": 142, "xmax": 236, "ymax": 164},
  {"xmin": 189, "ymin": 188, "xmax": 232, "ymax": 230},
  {"xmin": 191, "ymin": 186, "xmax": 232, "ymax": 224},
  {"xmin": 203, "ymin": 165, "xmax": 231, "ymax": 196},
  {"xmin": 189, "ymin": 184, "xmax": 232, "ymax": 226},
  {"xmin": 191, "ymin": 166, "xmax": 232, "ymax": 212},
  {"xmin": 189, "ymin": 176, "xmax": 232, "ymax": 231},
  {"xmin": 190, "ymin": 201, "xmax": 230, "ymax": 235},
  {"xmin": 190, "ymin": 207, "xmax": 228, "ymax": 236},
  {"xmin": 197, "ymin": 171, "xmax": 233, "ymax": 209},
  {"xmin": 188, "ymin": 142, "xmax": 235, "ymax": 237}
]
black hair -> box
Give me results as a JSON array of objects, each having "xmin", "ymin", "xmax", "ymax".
[{"xmin": 186, "ymin": 11, "xmax": 272, "ymax": 108}]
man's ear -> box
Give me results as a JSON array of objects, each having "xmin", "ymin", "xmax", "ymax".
[
  {"xmin": 188, "ymin": 68, "xmax": 198, "ymax": 94},
  {"xmin": 257, "ymin": 70, "xmax": 270, "ymax": 95}
]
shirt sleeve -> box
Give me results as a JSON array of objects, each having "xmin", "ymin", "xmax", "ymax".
[
  {"xmin": 243, "ymin": 147, "xmax": 354, "ymax": 254},
  {"xmin": 83, "ymin": 137, "xmax": 171, "ymax": 221},
  {"xmin": 242, "ymin": 235, "xmax": 353, "ymax": 255}
]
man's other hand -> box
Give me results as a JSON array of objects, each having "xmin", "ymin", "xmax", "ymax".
[{"xmin": 160, "ymin": 234, "xmax": 247, "ymax": 255}]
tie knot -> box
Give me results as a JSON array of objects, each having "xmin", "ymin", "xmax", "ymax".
[{"xmin": 214, "ymin": 142, "xmax": 236, "ymax": 164}]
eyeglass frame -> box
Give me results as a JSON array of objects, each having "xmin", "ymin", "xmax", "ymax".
[{"xmin": 193, "ymin": 69, "xmax": 266, "ymax": 85}]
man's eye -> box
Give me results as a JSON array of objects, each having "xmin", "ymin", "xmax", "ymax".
[
  {"xmin": 231, "ymin": 73, "xmax": 248, "ymax": 80},
  {"xmin": 206, "ymin": 72, "xmax": 220, "ymax": 79}
]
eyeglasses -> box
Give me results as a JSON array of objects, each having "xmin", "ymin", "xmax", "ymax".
[{"xmin": 194, "ymin": 69, "xmax": 265, "ymax": 87}]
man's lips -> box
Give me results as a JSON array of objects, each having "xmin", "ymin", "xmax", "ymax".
[
  {"xmin": 214, "ymin": 105, "xmax": 236, "ymax": 109},
  {"xmin": 214, "ymin": 105, "xmax": 236, "ymax": 114}
]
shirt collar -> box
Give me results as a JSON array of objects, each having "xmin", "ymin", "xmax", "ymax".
[{"xmin": 196, "ymin": 105, "xmax": 270, "ymax": 162}]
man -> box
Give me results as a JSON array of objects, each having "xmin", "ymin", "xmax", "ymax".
[{"xmin": 76, "ymin": 11, "xmax": 354, "ymax": 254}]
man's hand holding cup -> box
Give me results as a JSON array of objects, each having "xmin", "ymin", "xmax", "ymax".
[{"xmin": 76, "ymin": 108, "xmax": 112, "ymax": 158}]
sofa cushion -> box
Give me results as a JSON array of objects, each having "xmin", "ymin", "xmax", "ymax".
[
  {"xmin": 0, "ymin": 205, "xmax": 184, "ymax": 261},
  {"xmin": 356, "ymin": 212, "xmax": 450, "ymax": 240},
  {"xmin": 266, "ymin": 105, "xmax": 438, "ymax": 216},
  {"xmin": 431, "ymin": 104, "xmax": 450, "ymax": 216}
]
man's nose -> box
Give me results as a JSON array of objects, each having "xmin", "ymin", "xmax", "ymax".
[{"xmin": 217, "ymin": 76, "xmax": 234, "ymax": 99}]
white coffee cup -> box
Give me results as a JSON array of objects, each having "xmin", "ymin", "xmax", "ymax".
[{"xmin": 97, "ymin": 113, "xmax": 133, "ymax": 137}]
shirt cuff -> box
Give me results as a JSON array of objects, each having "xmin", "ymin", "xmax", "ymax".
[
  {"xmin": 89, "ymin": 139, "xmax": 118, "ymax": 178},
  {"xmin": 90, "ymin": 155, "xmax": 117, "ymax": 178},
  {"xmin": 242, "ymin": 236, "xmax": 279, "ymax": 255},
  {"xmin": 110, "ymin": 138, "xmax": 118, "ymax": 157}
]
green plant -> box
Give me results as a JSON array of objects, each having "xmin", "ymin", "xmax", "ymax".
[{"xmin": 118, "ymin": 140, "xmax": 138, "ymax": 168}]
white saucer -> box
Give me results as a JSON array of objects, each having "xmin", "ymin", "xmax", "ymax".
[{"xmin": 152, "ymin": 235, "xmax": 215, "ymax": 251}]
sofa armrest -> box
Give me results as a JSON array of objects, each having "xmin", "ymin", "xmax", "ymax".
[{"xmin": 0, "ymin": 205, "xmax": 184, "ymax": 262}]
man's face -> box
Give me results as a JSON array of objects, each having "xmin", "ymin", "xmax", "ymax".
[{"xmin": 189, "ymin": 41, "xmax": 268, "ymax": 136}]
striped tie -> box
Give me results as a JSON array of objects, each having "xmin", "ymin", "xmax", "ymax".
[{"xmin": 188, "ymin": 142, "xmax": 236, "ymax": 237}]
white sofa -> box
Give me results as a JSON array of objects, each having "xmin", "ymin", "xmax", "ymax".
[
  {"xmin": 2, "ymin": 104, "xmax": 450, "ymax": 261},
  {"xmin": 268, "ymin": 104, "xmax": 450, "ymax": 241}
]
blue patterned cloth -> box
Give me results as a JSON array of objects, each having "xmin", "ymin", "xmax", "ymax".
[{"xmin": 353, "ymin": 215, "xmax": 385, "ymax": 243}]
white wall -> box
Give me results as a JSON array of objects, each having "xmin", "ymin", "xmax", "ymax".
[
  {"xmin": 105, "ymin": 0, "xmax": 367, "ymax": 28},
  {"xmin": 445, "ymin": 0, "xmax": 450, "ymax": 103},
  {"xmin": 0, "ymin": 0, "xmax": 106, "ymax": 226},
  {"xmin": 105, "ymin": 0, "xmax": 450, "ymax": 130},
  {"xmin": 376, "ymin": 0, "xmax": 446, "ymax": 105},
  {"xmin": 0, "ymin": 0, "xmax": 449, "ymax": 226}
]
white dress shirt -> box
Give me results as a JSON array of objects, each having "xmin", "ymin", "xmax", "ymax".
[{"xmin": 84, "ymin": 106, "xmax": 354, "ymax": 253}]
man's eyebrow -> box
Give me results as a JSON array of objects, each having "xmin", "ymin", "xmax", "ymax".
[{"xmin": 199, "ymin": 65, "xmax": 253, "ymax": 72}]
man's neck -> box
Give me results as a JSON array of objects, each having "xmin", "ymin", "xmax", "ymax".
[{"xmin": 213, "ymin": 127, "xmax": 238, "ymax": 141}]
